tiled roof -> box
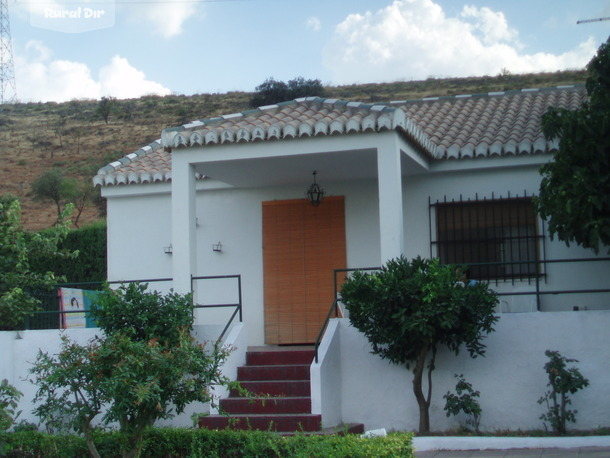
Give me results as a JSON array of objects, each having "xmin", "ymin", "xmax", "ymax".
[{"xmin": 94, "ymin": 85, "xmax": 587, "ymax": 187}]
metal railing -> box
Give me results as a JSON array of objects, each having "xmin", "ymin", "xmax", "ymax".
[
  {"xmin": 25, "ymin": 275, "xmax": 243, "ymax": 342},
  {"xmin": 313, "ymin": 257, "xmax": 610, "ymax": 363},
  {"xmin": 191, "ymin": 274, "xmax": 242, "ymax": 343}
]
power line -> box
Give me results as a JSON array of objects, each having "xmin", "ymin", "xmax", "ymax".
[{"xmin": 577, "ymin": 17, "xmax": 610, "ymax": 24}]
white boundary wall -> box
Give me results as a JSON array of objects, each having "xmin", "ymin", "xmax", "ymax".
[
  {"xmin": 0, "ymin": 324, "xmax": 248, "ymax": 429},
  {"xmin": 312, "ymin": 311, "xmax": 610, "ymax": 432}
]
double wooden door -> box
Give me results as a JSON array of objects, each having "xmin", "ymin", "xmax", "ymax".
[{"xmin": 263, "ymin": 196, "xmax": 346, "ymax": 344}]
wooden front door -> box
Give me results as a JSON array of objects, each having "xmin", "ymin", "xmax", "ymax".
[{"xmin": 263, "ymin": 196, "xmax": 346, "ymax": 344}]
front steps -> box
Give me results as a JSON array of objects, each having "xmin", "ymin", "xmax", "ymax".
[{"xmin": 199, "ymin": 346, "xmax": 363, "ymax": 435}]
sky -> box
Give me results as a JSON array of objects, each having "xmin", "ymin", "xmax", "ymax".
[{"xmin": 5, "ymin": 0, "xmax": 610, "ymax": 103}]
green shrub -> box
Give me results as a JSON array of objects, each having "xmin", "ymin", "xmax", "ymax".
[
  {"xmin": 443, "ymin": 374, "xmax": 482, "ymax": 433},
  {"xmin": 537, "ymin": 350, "xmax": 589, "ymax": 435},
  {"xmin": 0, "ymin": 429, "xmax": 414, "ymax": 457}
]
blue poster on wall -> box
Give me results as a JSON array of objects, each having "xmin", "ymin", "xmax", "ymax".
[{"xmin": 59, "ymin": 288, "xmax": 99, "ymax": 329}]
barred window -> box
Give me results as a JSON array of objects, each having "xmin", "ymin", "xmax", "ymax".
[{"xmin": 431, "ymin": 197, "xmax": 543, "ymax": 282}]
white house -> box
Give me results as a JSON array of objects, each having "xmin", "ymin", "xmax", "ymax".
[{"xmin": 93, "ymin": 85, "xmax": 610, "ymax": 432}]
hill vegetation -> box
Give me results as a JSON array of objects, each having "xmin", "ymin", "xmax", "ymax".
[{"xmin": 0, "ymin": 70, "xmax": 586, "ymax": 230}]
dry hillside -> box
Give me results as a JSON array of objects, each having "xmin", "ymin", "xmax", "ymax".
[{"xmin": 0, "ymin": 70, "xmax": 587, "ymax": 231}]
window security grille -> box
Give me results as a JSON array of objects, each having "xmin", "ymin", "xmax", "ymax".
[{"xmin": 430, "ymin": 194, "xmax": 544, "ymax": 282}]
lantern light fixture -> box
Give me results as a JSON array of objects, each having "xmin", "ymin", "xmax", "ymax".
[{"xmin": 306, "ymin": 171, "xmax": 325, "ymax": 207}]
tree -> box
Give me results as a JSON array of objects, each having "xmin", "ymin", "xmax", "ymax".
[
  {"xmin": 0, "ymin": 196, "xmax": 74, "ymax": 330},
  {"xmin": 535, "ymin": 38, "xmax": 610, "ymax": 254},
  {"xmin": 31, "ymin": 169, "xmax": 77, "ymax": 223},
  {"xmin": 250, "ymin": 76, "xmax": 325, "ymax": 107},
  {"xmin": 31, "ymin": 283, "xmax": 234, "ymax": 458},
  {"xmin": 96, "ymin": 96, "xmax": 116, "ymax": 124},
  {"xmin": 340, "ymin": 256, "xmax": 498, "ymax": 434},
  {"xmin": 31, "ymin": 169, "xmax": 92, "ymax": 227}
]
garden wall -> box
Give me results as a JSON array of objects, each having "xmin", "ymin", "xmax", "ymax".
[
  {"xmin": 312, "ymin": 311, "xmax": 610, "ymax": 432},
  {"xmin": 0, "ymin": 324, "xmax": 246, "ymax": 429}
]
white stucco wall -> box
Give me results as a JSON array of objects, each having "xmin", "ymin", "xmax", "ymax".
[
  {"xmin": 313, "ymin": 311, "xmax": 610, "ymax": 432},
  {"xmin": 0, "ymin": 325, "xmax": 246, "ymax": 429},
  {"xmin": 103, "ymin": 154, "xmax": 609, "ymax": 346}
]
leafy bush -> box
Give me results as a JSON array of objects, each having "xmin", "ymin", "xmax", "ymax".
[
  {"xmin": 537, "ymin": 350, "xmax": 589, "ymax": 435},
  {"xmin": 0, "ymin": 379, "xmax": 22, "ymax": 432},
  {"xmin": 443, "ymin": 374, "xmax": 482, "ymax": 433},
  {"xmin": 30, "ymin": 284, "xmax": 233, "ymax": 458},
  {"xmin": 0, "ymin": 429, "xmax": 414, "ymax": 457},
  {"xmin": 89, "ymin": 282, "xmax": 192, "ymax": 345},
  {"xmin": 0, "ymin": 379, "xmax": 22, "ymax": 456}
]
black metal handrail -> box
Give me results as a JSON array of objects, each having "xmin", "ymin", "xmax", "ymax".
[
  {"xmin": 313, "ymin": 257, "xmax": 610, "ymax": 364},
  {"xmin": 314, "ymin": 298, "xmax": 340, "ymax": 364},
  {"xmin": 191, "ymin": 274, "xmax": 243, "ymax": 343},
  {"xmin": 25, "ymin": 275, "xmax": 243, "ymax": 341}
]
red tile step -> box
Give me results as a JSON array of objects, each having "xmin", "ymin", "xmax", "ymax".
[
  {"xmin": 231, "ymin": 380, "xmax": 310, "ymax": 397},
  {"xmin": 246, "ymin": 347, "xmax": 314, "ymax": 366},
  {"xmin": 237, "ymin": 364, "xmax": 310, "ymax": 381},
  {"xmin": 221, "ymin": 396, "xmax": 311, "ymax": 415}
]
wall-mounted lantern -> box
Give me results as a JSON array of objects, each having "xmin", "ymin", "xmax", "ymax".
[
  {"xmin": 164, "ymin": 244, "xmax": 173, "ymax": 254},
  {"xmin": 213, "ymin": 241, "xmax": 223, "ymax": 252}
]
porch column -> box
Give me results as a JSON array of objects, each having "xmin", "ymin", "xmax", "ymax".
[
  {"xmin": 171, "ymin": 156, "xmax": 197, "ymax": 295},
  {"xmin": 377, "ymin": 137, "xmax": 405, "ymax": 263}
]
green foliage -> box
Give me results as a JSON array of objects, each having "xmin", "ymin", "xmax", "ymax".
[
  {"xmin": 0, "ymin": 379, "xmax": 22, "ymax": 432},
  {"xmin": 535, "ymin": 38, "xmax": 610, "ymax": 254},
  {"xmin": 443, "ymin": 374, "xmax": 482, "ymax": 433},
  {"xmin": 30, "ymin": 284, "xmax": 232, "ymax": 458},
  {"xmin": 0, "ymin": 197, "xmax": 74, "ymax": 330},
  {"xmin": 250, "ymin": 76, "xmax": 325, "ymax": 107},
  {"xmin": 537, "ymin": 350, "xmax": 589, "ymax": 435},
  {"xmin": 341, "ymin": 256, "xmax": 498, "ymax": 434},
  {"xmin": 0, "ymin": 379, "xmax": 22, "ymax": 456},
  {"xmin": 30, "ymin": 221, "xmax": 107, "ymax": 284},
  {"xmin": 96, "ymin": 96, "xmax": 116, "ymax": 124},
  {"xmin": 89, "ymin": 283, "xmax": 193, "ymax": 345},
  {"xmin": 31, "ymin": 169, "xmax": 79, "ymax": 223},
  {"xmin": 0, "ymin": 429, "xmax": 415, "ymax": 457},
  {"xmin": 31, "ymin": 170, "xmax": 95, "ymax": 227}
]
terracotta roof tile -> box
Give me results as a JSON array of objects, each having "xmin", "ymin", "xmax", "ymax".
[{"xmin": 94, "ymin": 85, "xmax": 587, "ymax": 187}]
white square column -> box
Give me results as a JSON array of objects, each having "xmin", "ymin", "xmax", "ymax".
[
  {"xmin": 171, "ymin": 155, "xmax": 197, "ymax": 295},
  {"xmin": 377, "ymin": 136, "xmax": 405, "ymax": 264}
]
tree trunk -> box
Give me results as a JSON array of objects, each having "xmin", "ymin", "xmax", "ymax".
[
  {"xmin": 82, "ymin": 420, "xmax": 101, "ymax": 458},
  {"xmin": 412, "ymin": 346, "xmax": 431, "ymax": 434}
]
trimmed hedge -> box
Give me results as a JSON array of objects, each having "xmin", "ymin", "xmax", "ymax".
[
  {"xmin": 31, "ymin": 220, "xmax": 107, "ymax": 285},
  {"xmin": 0, "ymin": 428, "xmax": 414, "ymax": 457}
]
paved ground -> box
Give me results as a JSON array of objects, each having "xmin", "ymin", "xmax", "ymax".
[
  {"xmin": 415, "ymin": 447, "xmax": 610, "ymax": 457},
  {"xmin": 412, "ymin": 437, "xmax": 610, "ymax": 457}
]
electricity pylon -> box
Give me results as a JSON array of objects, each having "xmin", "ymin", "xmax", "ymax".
[{"xmin": 0, "ymin": 0, "xmax": 16, "ymax": 105}]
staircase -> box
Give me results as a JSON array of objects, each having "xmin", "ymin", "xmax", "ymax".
[{"xmin": 198, "ymin": 346, "xmax": 363, "ymax": 435}]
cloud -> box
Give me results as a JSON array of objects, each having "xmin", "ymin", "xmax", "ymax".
[
  {"xmin": 306, "ymin": 16, "xmax": 321, "ymax": 32},
  {"xmin": 98, "ymin": 56, "xmax": 172, "ymax": 99},
  {"xmin": 14, "ymin": 41, "xmax": 171, "ymax": 102},
  {"xmin": 142, "ymin": 0, "xmax": 199, "ymax": 38},
  {"xmin": 323, "ymin": 0, "xmax": 598, "ymax": 84}
]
